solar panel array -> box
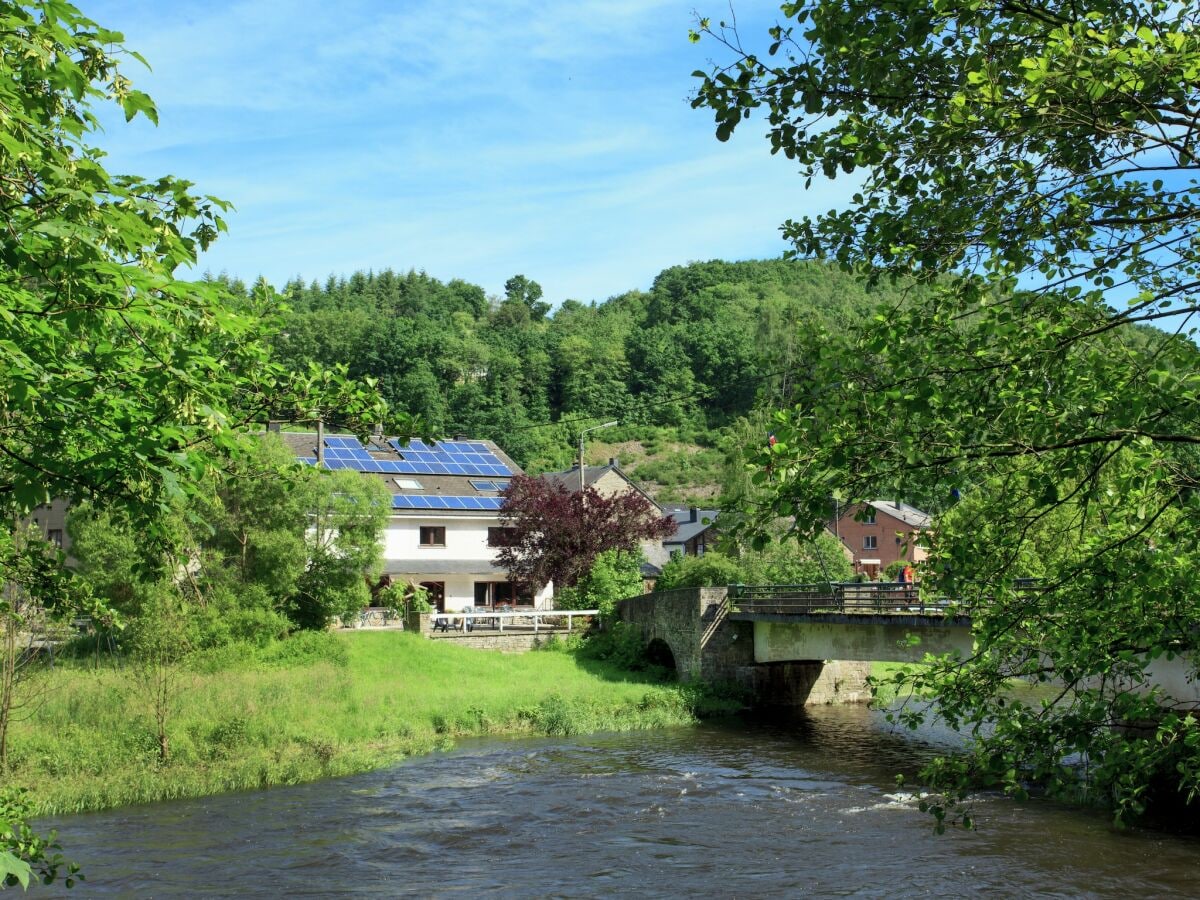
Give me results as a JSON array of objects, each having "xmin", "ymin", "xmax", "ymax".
[
  {"xmin": 306, "ymin": 436, "xmax": 513, "ymax": 477},
  {"xmin": 387, "ymin": 438, "xmax": 513, "ymax": 477},
  {"xmin": 391, "ymin": 495, "xmax": 504, "ymax": 510}
]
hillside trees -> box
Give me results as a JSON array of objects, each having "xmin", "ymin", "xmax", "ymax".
[
  {"xmin": 271, "ymin": 259, "xmax": 895, "ymax": 468},
  {"xmin": 693, "ymin": 0, "xmax": 1200, "ymax": 822}
]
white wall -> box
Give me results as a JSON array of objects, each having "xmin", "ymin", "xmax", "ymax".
[
  {"xmin": 380, "ymin": 514, "xmax": 552, "ymax": 611},
  {"xmin": 382, "ymin": 514, "xmax": 496, "ymax": 561}
]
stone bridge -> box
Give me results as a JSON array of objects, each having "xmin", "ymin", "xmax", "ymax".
[
  {"xmin": 616, "ymin": 585, "xmax": 1200, "ymax": 709},
  {"xmin": 616, "ymin": 587, "xmax": 877, "ymax": 706}
]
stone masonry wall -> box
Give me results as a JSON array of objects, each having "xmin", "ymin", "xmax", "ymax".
[{"xmin": 618, "ymin": 587, "xmax": 872, "ymax": 707}]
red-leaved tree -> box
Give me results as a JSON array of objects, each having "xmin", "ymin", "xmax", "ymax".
[{"xmin": 496, "ymin": 475, "xmax": 677, "ymax": 593}]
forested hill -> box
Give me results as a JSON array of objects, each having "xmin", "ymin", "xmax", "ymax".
[{"xmin": 268, "ymin": 259, "xmax": 912, "ymax": 487}]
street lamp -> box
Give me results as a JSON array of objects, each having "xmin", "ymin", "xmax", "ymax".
[{"xmin": 578, "ymin": 420, "xmax": 618, "ymax": 492}]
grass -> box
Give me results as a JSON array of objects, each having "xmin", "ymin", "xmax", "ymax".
[{"xmin": 6, "ymin": 631, "xmax": 725, "ymax": 817}]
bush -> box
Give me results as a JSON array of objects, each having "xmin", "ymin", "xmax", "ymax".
[{"xmin": 655, "ymin": 553, "xmax": 741, "ymax": 590}]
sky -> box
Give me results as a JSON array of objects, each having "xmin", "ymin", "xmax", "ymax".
[{"xmin": 81, "ymin": 0, "xmax": 843, "ymax": 307}]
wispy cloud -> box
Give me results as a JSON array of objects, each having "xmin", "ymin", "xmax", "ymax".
[{"xmin": 84, "ymin": 0, "xmax": 836, "ymax": 302}]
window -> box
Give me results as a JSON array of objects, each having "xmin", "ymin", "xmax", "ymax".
[
  {"xmin": 862, "ymin": 509, "xmax": 876, "ymax": 525},
  {"xmin": 487, "ymin": 527, "xmax": 517, "ymax": 548},
  {"xmin": 470, "ymin": 479, "xmax": 498, "ymax": 491},
  {"xmin": 419, "ymin": 526, "xmax": 446, "ymax": 547},
  {"xmin": 863, "ymin": 535, "xmax": 878, "ymax": 550},
  {"xmin": 47, "ymin": 529, "xmax": 63, "ymax": 548},
  {"xmin": 394, "ymin": 478, "xmax": 423, "ymax": 490},
  {"xmin": 474, "ymin": 581, "xmax": 528, "ymax": 607}
]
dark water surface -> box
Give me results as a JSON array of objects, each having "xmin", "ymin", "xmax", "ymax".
[{"xmin": 38, "ymin": 705, "xmax": 1200, "ymax": 897}]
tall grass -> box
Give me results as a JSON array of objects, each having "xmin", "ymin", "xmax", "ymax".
[{"xmin": 9, "ymin": 632, "xmax": 728, "ymax": 816}]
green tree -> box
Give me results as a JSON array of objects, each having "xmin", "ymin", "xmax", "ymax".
[
  {"xmin": 693, "ymin": 1, "xmax": 1200, "ymax": 824},
  {"xmin": 0, "ymin": 0, "xmax": 394, "ymax": 878},
  {"xmin": 655, "ymin": 552, "xmax": 742, "ymax": 591},
  {"xmin": 71, "ymin": 436, "xmax": 392, "ymax": 638},
  {"xmin": 737, "ymin": 531, "xmax": 852, "ymax": 586},
  {"xmin": 554, "ymin": 549, "xmax": 644, "ymax": 619}
]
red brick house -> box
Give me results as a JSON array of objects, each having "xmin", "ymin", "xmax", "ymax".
[{"xmin": 828, "ymin": 500, "xmax": 930, "ymax": 579}]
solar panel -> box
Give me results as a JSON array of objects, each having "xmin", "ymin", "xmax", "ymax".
[
  {"xmin": 389, "ymin": 494, "xmax": 505, "ymax": 511},
  {"xmin": 387, "ymin": 438, "xmax": 513, "ymax": 476}
]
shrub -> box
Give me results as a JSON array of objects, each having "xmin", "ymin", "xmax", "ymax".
[{"xmin": 655, "ymin": 553, "xmax": 741, "ymax": 590}]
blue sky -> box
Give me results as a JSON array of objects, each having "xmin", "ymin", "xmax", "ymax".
[{"xmin": 82, "ymin": 1, "xmax": 844, "ymax": 306}]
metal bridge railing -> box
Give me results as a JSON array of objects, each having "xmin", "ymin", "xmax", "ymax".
[{"xmin": 727, "ymin": 582, "xmax": 954, "ymax": 616}]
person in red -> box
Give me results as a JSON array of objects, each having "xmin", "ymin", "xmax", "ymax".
[{"xmin": 902, "ymin": 564, "xmax": 916, "ymax": 598}]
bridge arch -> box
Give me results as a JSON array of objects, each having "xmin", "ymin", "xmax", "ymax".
[{"xmin": 644, "ymin": 637, "xmax": 678, "ymax": 675}]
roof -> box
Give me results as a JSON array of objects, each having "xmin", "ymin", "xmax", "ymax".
[
  {"xmin": 537, "ymin": 460, "xmax": 660, "ymax": 509},
  {"xmin": 276, "ymin": 430, "xmax": 523, "ymax": 517},
  {"xmin": 662, "ymin": 506, "xmax": 720, "ymax": 545},
  {"xmin": 865, "ymin": 500, "xmax": 931, "ymax": 530}
]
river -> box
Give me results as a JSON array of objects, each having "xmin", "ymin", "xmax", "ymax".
[{"xmin": 35, "ymin": 705, "xmax": 1200, "ymax": 897}]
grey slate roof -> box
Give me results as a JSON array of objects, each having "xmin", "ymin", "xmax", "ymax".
[
  {"xmin": 537, "ymin": 461, "xmax": 661, "ymax": 509},
  {"xmin": 865, "ymin": 500, "xmax": 931, "ymax": 529},
  {"xmin": 662, "ymin": 506, "xmax": 720, "ymax": 545}
]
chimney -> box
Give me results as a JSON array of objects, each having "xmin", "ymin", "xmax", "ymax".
[
  {"xmin": 372, "ymin": 422, "xmax": 383, "ymax": 440},
  {"xmin": 316, "ymin": 418, "xmax": 324, "ymax": 468},
  {"xmin": 689, "ymin": 507, "xmax": 699, "ymax": 523},
  {"xmin": 455, "ymin": 433, "xmax": 469, "ymax": 441},
  {"xmin": 609, "ymin": 457, "xmax": 618, "ymax": 468},
  {"xmin": 267, "ymin": 420, "xmax": 281, "ymax": 433}
]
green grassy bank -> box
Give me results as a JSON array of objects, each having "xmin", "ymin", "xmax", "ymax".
[{"xmin": 9, "ymin": 632, "xmax": 729, "ymax": 817}]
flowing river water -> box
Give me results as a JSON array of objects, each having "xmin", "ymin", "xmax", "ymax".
[{"xmin": 35, "ymin": 705, "xmax": 1200, "ymax": 897}]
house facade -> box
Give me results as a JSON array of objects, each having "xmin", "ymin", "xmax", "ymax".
[
  {"xmin": 828, "ymin": 500, "xmax": 930, "ymax": 578},
  {"xmin": 662, "ymin": 505, "xmax": 720, "ymax": 558},
  {"xmin": 282, "ymin": 431, "xmax": 552, "ymax": 613}
]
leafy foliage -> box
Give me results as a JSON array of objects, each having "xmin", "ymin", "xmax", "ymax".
[
  {"xmin": 1, "ymin": 788, "xmax": 78, "ymax": 889},
  {"xmin": 655, "ymin": 552, "xmax": 742, "ymax": 591},
  {"xmin": 692, "ymin": 0, "xmax": 1200, "ymax": 823},
  {"xmin": 554, "ymin": 549, "xmax": 645, "ymax": 619},
  {"xmin": 70, "ymin": 436, "xmax": 391, "ymax": 638},
  {"xmin": 496, "ymin": 475, "xmax": 676, "ymax": 592},
  {"xmin": 272, "ymin": 259, "xmax": 900, "ymax": 471}
]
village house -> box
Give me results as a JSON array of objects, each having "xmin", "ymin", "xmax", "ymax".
[
  {"xmin": 662, "ymin": 505, "xmax": 720, "ymax": 558},
  {"xmin": 828, "ymin": 500, "xmax": 930, "ymax": 579},
  {"xmin": 537, "ymin": 458, "xmax": 674, "ymax": 589},
  {"xmin": 281, "ymin": 430, "xmax": 552, "ymax": 614}
]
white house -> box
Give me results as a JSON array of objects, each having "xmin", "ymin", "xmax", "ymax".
[{"xmin": 281, "ymin": 430, "xmax": 552, "ymax": 613}]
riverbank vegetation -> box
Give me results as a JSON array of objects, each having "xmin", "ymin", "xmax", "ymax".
[{"xmin": 9, "ymin": 630, "xmax": 730, "ymax": 818}]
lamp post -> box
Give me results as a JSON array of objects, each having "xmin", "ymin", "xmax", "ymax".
[{"xmin": 578, "ymin": 421, "xmax": 618, "ymax": 492}]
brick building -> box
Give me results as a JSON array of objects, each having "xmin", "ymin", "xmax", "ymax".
[{"xmin": 828, "ymin": 500, "xmax": 930, "ymax": 578}]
